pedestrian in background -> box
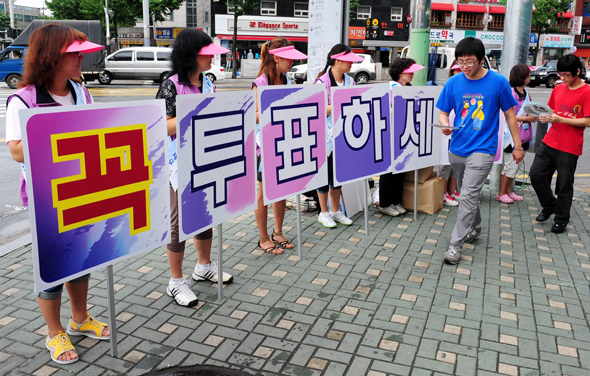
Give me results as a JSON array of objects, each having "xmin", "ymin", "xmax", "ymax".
[
  {"xmin": 156, "ymin": 29, "xmax": 234, "ymax": 308},
  {"xmin": 530, "ymin": 54, "xmax": 590, "ymax": 233},
  {"xmin": 496, "ymin": 63, "xmax": 537, "ymax": 204},
  {"xmin": 377, "ymin": 57, "xmax": 424, "ymax": 217},
  {"xmin": 5, "ymin": 23, "xmax": 109, "ymax": 365},
  {"xmin": 314, "ymin": 43, "xmax": 360, "ymax": 228},
  {"xmin": 252, "ymin": 37, "xmax": 307, "ymax": 254},
  {"xmin": 437, "ymin": 61, "xmax": 462, "ymax": 207},
  {"xmin": 436, "ymin": 37, "xmax": 524, "ymax": 265}
]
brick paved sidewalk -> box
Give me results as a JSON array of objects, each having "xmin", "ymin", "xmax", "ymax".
[{"xmin": 1, "ymin": 186, "xmax": 590, "ymax": 376}]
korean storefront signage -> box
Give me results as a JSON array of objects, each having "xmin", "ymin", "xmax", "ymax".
[
  {"xmin": 155, "ymin": 28, "xmax": 173, "ymax": 40},
  {"xmin": 573, "ymin": 17, "xmax": 583, "ymax": 35},
  {"xmin": 543, "ymin": 34, "xmax": 574, "ymax": 48},
  {"xmin": 228, "ymin": 19, "xmax": 308, "ymax": 33},
  {"xmin": 349, "ymin": 26, "xmax": 365, "ymax": 40}
]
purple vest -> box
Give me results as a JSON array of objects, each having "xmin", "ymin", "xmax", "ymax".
[
  {"xmin": 315, "ymin": 69, "xmax": 354, "ymax": 105},
  {"xmin": 8, "ymin": 82, "xmax": 92, "ymax": 207}
]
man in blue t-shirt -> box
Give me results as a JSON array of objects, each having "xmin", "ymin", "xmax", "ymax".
[{"xmin": 436, "ymin": 38, "xmax": 524, "ymax": 265}]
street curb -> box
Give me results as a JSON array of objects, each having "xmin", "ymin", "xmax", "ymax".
[{"xmin": 0, "ymin": 233, "xmax": 32, "ymax": 257}]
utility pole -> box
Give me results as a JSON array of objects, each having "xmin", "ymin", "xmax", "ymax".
[
  {"xmin": 9, "ymin": 0, "xmax": 13, "ymax": 29},
  {"xmin": 143, "ymin": 0, "xmax": 150, "ymax": 47},
  {"xmin": 488, "ymin": 0, "xmax": 533, "ymax": 191},
  {"xmin": 408, "ymin": 0, "xmax": 431, "ymax": 86},
  {"xmin": 104, "ymin": 0, "xmax": 110, "ymax": 53}
]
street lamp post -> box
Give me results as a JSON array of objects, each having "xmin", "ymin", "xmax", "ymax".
[{"xmin": 104, "ymin": 0, "xmax": 110, "ymax": 53}]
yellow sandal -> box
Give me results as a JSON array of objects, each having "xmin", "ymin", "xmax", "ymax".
[
  {"xmin": 46, "ymin": 331, "xmax": 78, "ymax": 365},
  {"xmin": 67, "ymin": 314, "xmax": 110, "ymax": 340}
]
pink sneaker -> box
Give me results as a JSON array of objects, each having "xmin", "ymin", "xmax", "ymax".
[
  {"xmin": 508, "ymin": 192, "xmax": 523, "ymax": 201},
  {"xmin": 496, "ymin": 194, "xmax": 513, "ymax": 204}
]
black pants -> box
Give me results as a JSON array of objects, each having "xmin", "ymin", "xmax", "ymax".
[
  {"xmin": 530, "ymin": 142, "xmax": 578, "ymax": 225},
  {"xmin": 379, "ymin": 172, "xmax": 404, "ymax": 207}
]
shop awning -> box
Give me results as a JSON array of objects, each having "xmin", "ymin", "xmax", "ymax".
[
  {"xmin": 558, "ymin": 11, "xmax": 574, "ymax": 18},
  {"xmin": 457, "ymin": 4, "xmax": 488, "ymax": 13},
  {"xmin": 489, "ymin": 6, "xmax": 506, "ymax": 14},
  {"xmin": 574, "ymin": 47, "xmax": 590, "ymax": 57},
  {"xmin": 217, "ymin": 35, "xmax": 308, "ymax": 42},
  {"xmin": 431, "ymin": 3, "xmax": 455, "ymax": 11}
]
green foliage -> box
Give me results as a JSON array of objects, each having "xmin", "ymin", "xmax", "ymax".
[
  {"xmin": 349, "ymin": 0, "xmax": 360, "ymax": 20},
  {"xmin": 228, "ymin": 0, "xmax": 261, "ymax": 17},
  {"xmin": 531, "ymin": 0, "xmax": 573, "ymax": 35},
  {"xmin": 0, "ymin": 12, "xmax": 9, "ymax": 30},
  {"xmin": 45, "ymin": 0, "xmax": 183, "ymax": 27}
]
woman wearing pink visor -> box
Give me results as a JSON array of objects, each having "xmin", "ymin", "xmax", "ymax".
[
  {"xmin": 5, "ymin": 23, "xmax": 108, "ymax": 365},
  {"xmin": 314, "ymin": 44, "xmax": 362, "ymax": 228},
  {"xmin": 377, "ymin": 58, "xmax": 425, "ymax": 217},
  {"xmin": 156, "ymin": 29, "xmax": 234, "ymax": 308},
  {"xmin": 252, "ymin": 37, "xmax": 307, "ymax": 255}
]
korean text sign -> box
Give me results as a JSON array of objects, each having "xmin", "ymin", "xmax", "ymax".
[
  {"xmin": 20, "ymin": 100, "xmax": 170, "ymax": 293},
  {"xmin": 176, "ymin": 92, "xmax": 257, "ymax": 240},
  {"xmin": 391, "ymin": 86, "xmax": 442, "ymax": 173},
  {"xmin": 258, "ymin": 85, "xmax": 328, "ymax": 205},
  {"xmin": 332, "ymin": 83, "xmax": 392, "ymax": 185}
]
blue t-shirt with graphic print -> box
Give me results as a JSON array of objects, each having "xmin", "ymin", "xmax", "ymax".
[{"xmin": 436, "ymin": 70, "xmax": 517, "ymax": 157}]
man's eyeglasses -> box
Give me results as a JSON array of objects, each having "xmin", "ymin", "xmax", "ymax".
[
  {"xmin": 558, "ymin": 72, "xmax": 572, "ymax": 79},
  {"xmin": 456, "ymin": 60, "xmax": 478, "ymax": 67}
]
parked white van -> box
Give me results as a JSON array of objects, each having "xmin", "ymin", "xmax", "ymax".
[
  {"xmin": 99, "ymin": 47, "xmax": 226, "ymax": 85},
  {"xmin": 400, "ymin": 46, "xmax": 495, "ymax": 86}
]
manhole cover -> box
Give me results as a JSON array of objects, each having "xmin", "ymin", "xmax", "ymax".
[{"xmin": 143, "ymin": 365, "xmax": 253, "ymax": 376}]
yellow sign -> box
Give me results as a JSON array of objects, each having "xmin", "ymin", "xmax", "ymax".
[
  {"xmin": 372, "ymin": 18, "xmax": 379, "ymax": 26},
  {"xmin": 173, "ymin": 28, "xmax": 185, "ymax": 38}
]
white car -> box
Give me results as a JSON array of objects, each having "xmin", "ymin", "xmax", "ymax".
[
  {"xmin": 204, "ymin": 64, "xmax": 225, "ymax": 83},
  {"xmin": 288, "ymin": 54, "xmax": 376, "ymax": 85}
]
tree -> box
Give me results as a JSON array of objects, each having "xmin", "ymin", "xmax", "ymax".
[
  {"xmin": 227, "ymin": 0, "xmax": 261, "ymax": 78},
  {"xmin": 0, "ymin": 12, "xmax": 9, "ymax": 31},
  {"xmin": 349, "ymin": 0, "xmax": 360, "ymax": 20},
  {"xmin": 531, "ymin": 0, "xmax": 573, "ymax": 64}
]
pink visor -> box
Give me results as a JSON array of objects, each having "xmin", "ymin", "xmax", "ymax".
[
  {"xmin": 64, "ymin": 40, "xmax": 104, "ymax": 54},
  {"xmin": 198, "ymin": 43, "xmax": 230, "ymax": 55},
  {"xmin": 402, "ymin": 63, "xmax": 426, "ymax": 74},
  {"xmin": 331, "ymin": 51, "xmax": 364, "ymax": 63},
  {"xmin": 269, "ymin": 46, "xmax": 308, "ymax": 60},
  {"xmin": 529, "ymin": 66, "xmax": 537, "ymax": 71},
  {"xmin": 450, "ymin": 64, "xmax": 461, "ymax": 70}
]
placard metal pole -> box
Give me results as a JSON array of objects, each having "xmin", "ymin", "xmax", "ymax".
[
  {"xmin": 217, "ymin": 224, "xmax": 223, "ymax": 301},
  {"xmin": 364, "ymin": 179, "xmax": 369, "ymax": 236},
  {"xmin": 414, "ymin": 169, "xmax": 418, "ymax": 220},
  {"xmin": 106, "ymin": 265, "xmax": 118, "ymax": 357},
  {"xmin": 296, "ymin": 196, "xmax": 303, "ymax": 260}
]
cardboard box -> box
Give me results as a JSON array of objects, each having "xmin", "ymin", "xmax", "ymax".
[
  {"xmin": 402, "ymin": 177, "xmax": 445, "ymax": 215},
  {"xmin": 404, "ymin": 166, "xmax": 435, "ymax": 184}
]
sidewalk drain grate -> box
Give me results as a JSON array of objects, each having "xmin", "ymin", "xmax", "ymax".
[{"xmin": 143, "ymin": 365, "xmax": 253, "ymax": 376}]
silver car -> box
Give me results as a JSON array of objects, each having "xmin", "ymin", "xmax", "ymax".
[{"xmin": 99, "ymin": 47, "xmax": 226, "ymax": 85}]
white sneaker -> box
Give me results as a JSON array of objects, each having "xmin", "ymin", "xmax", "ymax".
[
  {"xmin": 193, "ymin": 261, "xmax": 234, "ymax": 284},
  {"xmin": 443, "ymin": 193, "xmax": 459, "ymax": 207},
  {"xmin": 452, "ymin": 191, "xmax": 460, "ymax": 202},
  {"xmin": 318, "ymin": 211, "xmax": 337, "ymax": 228},
  {"xmin": 379, "ymin": 204, "xmax": 400, "ymax": 217},
  {"xmin": 331, "ymin": 210, "xmax": 353, "ymax": 225},
  {"xmin": 167, "ymin": 278, "xmax": 198, "ymax": 307},
  {"xmin": 394, "ymin": 204, "xmax": 407, "ymax": 214}
]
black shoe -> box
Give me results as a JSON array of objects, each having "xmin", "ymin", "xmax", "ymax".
[
  {"xmin": 536, "ymin": 210, "xmax": 553, "ymax": 222},
  {"xmin": 551, "ymin": 222, "xmax": 567, "ymax": 234}
]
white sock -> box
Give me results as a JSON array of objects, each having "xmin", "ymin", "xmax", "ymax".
[
  {"xmin": 197, "ymin": 262, "xmax": 211, "ymax": 270},
  {"xmin": 170, "ymin": 277, "xmax": 184, "ymax": 284}
]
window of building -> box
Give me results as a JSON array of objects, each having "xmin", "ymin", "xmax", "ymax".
[
  {"xmin": 169, "ymin": 11, "xmax": 174, "ymax": 21},
  {"xmin": 294, "ymin": 2, "xmax": 308, "ymax": 17},
  {"xmin": 455, "ymin": 12, "xmax": 484, "ymax": 28},
  {"xmin": 488, "ymin": 14, "xmax": 504, "ymax": 29},
  {"xmin": 187, "ymin": 0, "xmax": 197, "ymax": 27},
  {"xmin": 431, "ymin": 10, "xmax": 452, "ymax": 27},
  {"xmin": 357, "ymin": 5, "xmax": 371, "ymax": 19},
  {"xmin": 157, "ymin": 52, "xmax": 171, "ymax": 61},
  {"xmin": 227, "ymin": 0, "xmax": 235, "ymax": 14},
  {"xmin": 136, "ymin": 52, "xmax": 154, "ymax": 61},
  {"xmin": 557, "ymin": 18, "xmax": 570, "ymax": 33},
  {"xmin": 205, "ymin": 11, "xmax": 209, "ymax": 22},
  {"xmin": 391, "ymin": 7, "xmax": 403, "ymax": 21},
  {"xmin": 261, "ymin": 1, "xmax": 277, "ymax": 15}
]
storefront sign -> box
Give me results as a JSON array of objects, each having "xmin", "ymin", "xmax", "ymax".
[
  {"xmin": 430, "ymin": 29, "xmax": 464, "ymax": 43},
  {"xmin": 530, "ymin": 33, "xmax": 538, "ymax": 44},
  {"xmin": 173, "ymin": 28, "xmax": 185, "ymax": 38},
  {"xmin": 349, "ymin": 26, "xmax": 365, "ymax": 40},
  {"xmin": 155, "ymin": 28, "xmax": 173, "ymax": 39},
  {"xmin": 573, "ymin": 17, "xmax": 583, "ymax": 35},
  {"xmin": 543, "ymin": 34, "xmax": 574, "ymax": 48},
  {"xmin": 580, "ymin": 29, "xmax": 590, "ymax": 44},
  {"xmin": 473, "ymin": 31, "xmax": 503, "ymax": 44},
  {"xmin": 228, "ymin": 19, "xmax": 308, "ymax": 33},
  {"xmin": 119, "ymin": 38, "xmax": 144, "ymax": 45}
]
